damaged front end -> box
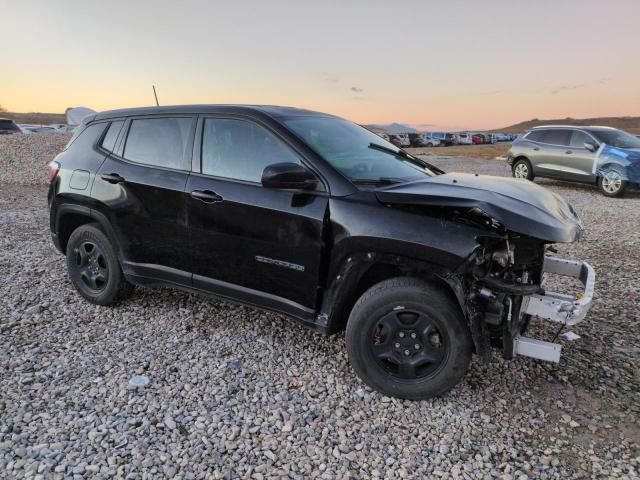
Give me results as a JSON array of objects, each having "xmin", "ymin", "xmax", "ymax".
[
  {"xmin": 375, "ymin": 172, "xmax": 595, "ymax": 364},
  {"xmin": 447, "ymin": 235, "xmax": 595, "ymax": 364}
]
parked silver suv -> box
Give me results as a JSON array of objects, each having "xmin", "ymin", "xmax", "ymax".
[{"xmin": 507, "ymin": 125, "xmax": 640, "ymax": 197}]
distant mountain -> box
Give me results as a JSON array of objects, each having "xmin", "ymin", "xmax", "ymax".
[
  {"xmin": 367, "ymin": 123, "xmax": 417, "ymax": 133},
  {"xmin": 495, "ymin": 116, "xmax": 640, "ymax": 134},
  {"xmin": 2, "ymin": 111, "xmax": 67, "ymax": 125}
]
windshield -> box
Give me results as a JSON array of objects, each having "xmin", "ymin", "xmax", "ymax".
[
  {"xmin": 282, "ymin": 116, "xmax": 436, "ymax": 184},
  {"xmin": 587, "ymin": 129, "xmax": 640, "ymax": 149}
]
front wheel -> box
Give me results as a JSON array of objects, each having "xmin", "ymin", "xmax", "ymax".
[
  {"xmin": 346, "ymin": 278, "xmax": 472, "ymax": 400},
  {"xmin": 598, "ymin": 169, "xmax": 627, "ymax": 197}
]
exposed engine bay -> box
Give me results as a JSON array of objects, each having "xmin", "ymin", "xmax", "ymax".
[{"xmin": 451, "ymin": 235, "xmax": 594, "ymax": 364}]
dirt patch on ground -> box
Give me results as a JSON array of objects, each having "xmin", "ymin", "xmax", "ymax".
[{"xmin": 406, "ymin": 143, "xmax": 511, "ymax": 159}]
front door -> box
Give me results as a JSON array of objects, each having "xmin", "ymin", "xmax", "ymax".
[
  {"xmin": 563, "ymin": 129, "xmax": 597, "ymax": 182},
  {"xmin": 186, "ymin": 116, "xmax": 328, "ymax": 317},
  {"xmin": 92, "ymin": 116, "xmax": 195, "ymax": 283}
]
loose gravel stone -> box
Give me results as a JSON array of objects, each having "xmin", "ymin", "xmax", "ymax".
[{"xmin": 0, "ymin": 138, "xmax": 638, "ymax": 478}]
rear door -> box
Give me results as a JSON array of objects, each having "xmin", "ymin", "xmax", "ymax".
[
  {"xmin": 534, "ymin": 129, "xmax": 573, "ymax": 179},
  {"xmin": 92, "ymin": 115, "xmax": 196, "ymax": 284},
  {"xmin": 186, "ymin": 116, "xmax": 328, "ymax": 317}
]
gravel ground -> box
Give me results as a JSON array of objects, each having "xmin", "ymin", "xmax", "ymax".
[
  {"xmin": 0, "ymin": 136, "xmax": 638, "ymax": 479},
  {"xmin": 0, "ymin": 134, "xmax": 70, "ymax": 185}
]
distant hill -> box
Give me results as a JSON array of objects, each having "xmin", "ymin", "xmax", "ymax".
[
  {"xmin": 1, "ymin": 111, "xmax": 67, "ymax": 125},
  {"xmin": 496, "ymin": 116, "xmax": 640, "ymax": 134},
  {"xmin": 367, "ymin": 123, "xmax": 417, "ymax": 133}
]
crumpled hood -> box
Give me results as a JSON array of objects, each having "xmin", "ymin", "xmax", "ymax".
[{"xmin": 375, "ymin": 172, "xmax": 583, "ymax": 243}]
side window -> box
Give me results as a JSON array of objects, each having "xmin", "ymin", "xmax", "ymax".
[
  {"xmin": 101, "ymin": 121, "xmax": 124, "ymax": 152},
  {"xmin": 525, "ymin": 130, "xmax": 546, "ymax": 142},
  {"xmin": 124, "ymin": 117, "xmax": 192, "ymax": 170},
  {"xmin": 201, "ymin": 118, "xmax": 300, "ymax": 182},
  {"xmin": 544, "ymin": 129, "xmax": 571, "ymax": 146},
  {"xmin": 569, "ymin": 130, "xmax": 593, "ymax": 148}
]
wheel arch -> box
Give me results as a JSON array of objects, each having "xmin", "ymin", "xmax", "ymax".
[
  {"xmin": 55, "ymin": 204, "xmax": 120, "ymax": 256},
  {"xmin": 319, "ymin": 252, "xmax": 465, "ymax": 334}
]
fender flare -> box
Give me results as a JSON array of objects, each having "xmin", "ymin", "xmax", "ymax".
[{"xmin": 318, "ymin": 251, "xmax": 470, "ymax": 333}]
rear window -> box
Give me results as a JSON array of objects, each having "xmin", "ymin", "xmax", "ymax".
[
  {"xmin": 0, "ymin": 120, "xmax": 19, "ymax": 131},
  {"xmin": 123, "ymin": 117, "xmax": 192, "ymax": 170}
]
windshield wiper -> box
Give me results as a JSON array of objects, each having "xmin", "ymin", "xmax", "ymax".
[
  {"xmin": 351, "ymin": 177, "xmax": 407, "ymax": 185},
  {"xmin": 368, "ymin": 143, "xmax": 445, "ymax": 175}
]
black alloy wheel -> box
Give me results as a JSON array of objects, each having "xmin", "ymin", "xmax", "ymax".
[
  {"xmin": 370, "ymin": 308, "xmax": 448, "ymax": 380},
  {"xmin": 66, "ymin": 223, "xmax": 134, "ymax": 305},
  {"xmin": 71, "ymin": 240, "xmax": 109, "ymax": 292}
]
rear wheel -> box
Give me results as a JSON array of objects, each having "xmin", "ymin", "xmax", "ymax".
[
  {"xmin": 598, "ymin": 168, "xmax": 627, "ymax": 197},
  {"xmin": 346, "ymin": 278, "xmax": 472, "ymax": 400},
  {"xmin": 512, "ymin": 158, "xmax": 534, "ymax": 180},
  {"xmin": 66, "ymin": 224, "xmax": 134, "ymax": 305}
]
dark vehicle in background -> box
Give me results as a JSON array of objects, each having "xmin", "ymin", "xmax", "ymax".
[
  {"xmin": 0, "ymin": 118, "xmax": 22, "ymax": 135},
  {"xmin": 508, "ymin": 125, "xmax": 640, "ymax": 197},
  {"xmin": 387, "ymin": 134, "xmax": 403, "ymax": 148},
  {"xmin": 48, "ymin": 105, "xmax": 594, "ymax": 400},
  {"xmin": 408, "ymin": 132, "xmax": 426, "ymax": 147}
]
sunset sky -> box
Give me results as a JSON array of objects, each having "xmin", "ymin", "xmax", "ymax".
[{"xmin": 2, "ymin": 0, "xmax": 639, "ymax": 130}]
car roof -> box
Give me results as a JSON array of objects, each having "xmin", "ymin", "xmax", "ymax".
[
  {"xmin": 531, "ymin": 125, "xmax": 618, "ymax": 131},
  {"xmin": 92, "ymin": 104, "xmax": 335, "ymax": 122}
]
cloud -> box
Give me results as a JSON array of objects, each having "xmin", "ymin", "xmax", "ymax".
[
  {"xmin": 321, "ymin": 72, "xmax": 339, "ymax": 83},
  {"xmin": 551, "ymin": 83, "xmax": 585, "ymax": 94},
  {"xmin": 351, "ymin": 86, "xmax": 364, "ymax": 93}
]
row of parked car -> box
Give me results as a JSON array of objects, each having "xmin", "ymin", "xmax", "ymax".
[
  {"xmin": 0, "ymin": 118, "xmax": 76, "ymax": 135},
  {"xmin": 381, "ymin": 131, "xmax": 517, "ymax": 148}
]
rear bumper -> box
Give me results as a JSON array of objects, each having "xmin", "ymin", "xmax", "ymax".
[{"xmin": 513, "ymin": 256, "xmax": 595, "ymax": 362}]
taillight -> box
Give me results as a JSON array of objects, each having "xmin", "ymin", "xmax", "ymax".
[{"xmin": 48, "ymin": 161, "xmax": 60, "ymax": 183}]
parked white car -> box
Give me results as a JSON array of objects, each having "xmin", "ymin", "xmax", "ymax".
[
  {"xmin": 456, "ymin": 133, "xmax": 473, "ymax": 145},
  {"xmin": 420, "ymin": 133, "xmax": 441, "ymax": 147},
  {"xmin": 392, "ymin": 133, "xmax": 411, "ymax": 148}
]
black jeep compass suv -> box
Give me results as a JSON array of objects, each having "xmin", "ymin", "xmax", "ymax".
[{"xmin": 48, "ymin": 105, "xmax": 595, "ymax": 399}]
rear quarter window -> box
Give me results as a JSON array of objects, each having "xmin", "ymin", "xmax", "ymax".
[
  {"xmin": 65, "ymin": 123, "xmax": 109, "ymax": 153},
  {"xmin": 101, "ymin": 121, "xmax": 124, "ymax": 152},
  {"xmin": 525, "ymin": 130, "xmax": 546, "ymax": 142}
]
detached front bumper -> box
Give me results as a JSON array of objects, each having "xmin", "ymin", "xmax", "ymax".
[{"xmin": 513, "ymin": 256, "xmax": 595, "ymax": 362}]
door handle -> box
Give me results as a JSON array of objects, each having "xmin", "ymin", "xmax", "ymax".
[
  {"xmin": 533, "ymin": 147, "xmax": 540, "ymax": 151},
  {"xmin": 190, "ymin": 189, "xmax": 223, "ymax": 203},
  {"xmin": 100, "ymin": 173, "xmax": 125, "ymax": 184},
  {"xmin": 565, "ymin": 150, "xmax": 573, "ymax": 154}
]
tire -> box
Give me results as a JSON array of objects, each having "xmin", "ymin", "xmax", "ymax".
[
  {"xmin": 66, "ymin": 224, "xmax": 134, "ymax": 305},
  {"xmin": 346, "ymin": 277, "xmax": 472, "ymax": 400},
  {"xmin": 512, "ymin": 158, "xmax": 534, "ymax": 181},
  {"xmin": 597, "ymin": 168, "xmax": 627, "ymax": 197},
  {"xmin": 426, "ymin": 142, "xmax": 433, "ymax": 147}
]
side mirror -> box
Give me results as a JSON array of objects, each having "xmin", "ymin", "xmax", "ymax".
[
  {"xmin": 584, "ymin": 142, "xmax": 598, "ymax": 152},
  {"xmin": 261, "ymin": 162, "xmax": 318, "ymax": 190}
]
